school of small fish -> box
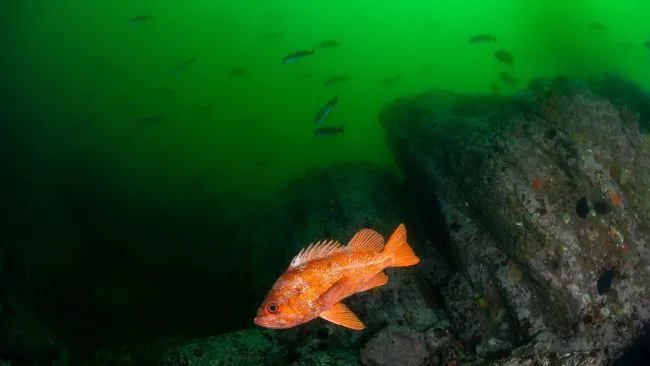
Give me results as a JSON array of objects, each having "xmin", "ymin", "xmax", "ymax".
[
  {"xmin": 80, "ymin": 13, "xmax": 649, "ymax": 164},
  {"xmin": 254, "ymin": 223, "xmax": 420, "ymax": 330}
]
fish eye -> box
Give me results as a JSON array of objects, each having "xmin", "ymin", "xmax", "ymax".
[{"xmin": 265, "ymin": 302, "xmax": 280, "ymax": 314}]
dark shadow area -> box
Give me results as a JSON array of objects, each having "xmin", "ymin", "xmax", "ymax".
[{"xmin": 610, "ymin": 323, "xmax": 650, "ymax": 366}]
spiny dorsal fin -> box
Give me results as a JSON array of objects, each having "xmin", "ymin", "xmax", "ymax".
[
  {"xmin": 290, "ymin": 240, "xmax": 345, "ymax": 268},
  {"xmin": 347, "ymin": 228, "xmax": 384, "ymax": 252}
]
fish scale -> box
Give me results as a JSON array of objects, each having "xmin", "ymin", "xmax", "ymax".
[{"xmin": 302, "ymin": 250, "xmax": 388, "ymax": 301}]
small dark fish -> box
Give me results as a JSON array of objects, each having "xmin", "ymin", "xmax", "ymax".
[
  {"xmin": 469, "ymin": 34, "xmax": 496, "ymax": 44},
  {"xmin": 135, "ymin": 114, "xmax": 165, "ymax": 123},
  {"xmin": 128, "ymin": 15, "xmax": 152, "ymax": 23},
  {"xmin": 282, "ymin": 50, "xmax": 315, "ymax": 63},
  {"xmin": 494, "ymin": 49, "xmax": 513, "ymax": 67},
  {"xmin": 380, "ymin": 74, "xmax": 401, "ymax": 85},
  {"xmin": 588, "ymin": 23, "xmax": 606, "ymax": 31},
  {"xmin": 314, "ymin": 125, "xmax": 344, "ymax": 137},
  {"xmin": 261, "ymin": 31, "xmax": 283, "ymax": 40},
  {"xmin": 323, "ymin": 74, "xmax": 349, "ymax": 86},
  {"xmin": 320, "ymin": 40, "xmax": 342, "ymax": 48},
  {"xmin": 644, "ymin": 41, "xmax": 650, "ymax": 49},
  {"xmin": 229, "ymin": 67, "xmax": 246, "ymax": 76},
  {"xmin": 499, "ymin": 71, "xmax": 517, "ymax": 86},
  {"xmin": 172, "ymin": 57, "xmax": 196, "ymax": 72},
  {"xmin": 314, "ymin": 96, "xmax": 338, "ymax": 124}
]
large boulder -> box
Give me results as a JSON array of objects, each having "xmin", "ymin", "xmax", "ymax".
[{"xmin": 379, "ymin": 74, "xmax": 650, "ymax": 364}]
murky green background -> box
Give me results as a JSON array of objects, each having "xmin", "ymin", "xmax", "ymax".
[{"xmin": 3, "ymin": 0, "xmax": 649, "ymax": 206}]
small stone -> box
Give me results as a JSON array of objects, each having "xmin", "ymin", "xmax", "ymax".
[{"xmin": 361, "ymin": 328, "xmax": 429, "ymax": 366}]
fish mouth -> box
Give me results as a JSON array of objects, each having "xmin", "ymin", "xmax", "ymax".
[
  {"xmin": 253, "ymin": 316, "xmax": 285, "ymax": 329},
  {"xmin": 253, "ymin": 316, "xmax": 271, "ymax": 327}
]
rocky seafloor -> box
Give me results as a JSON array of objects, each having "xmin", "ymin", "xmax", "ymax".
[{"xmin": 3, "ymin": 73, "xmax": 650, "ymax": 365}]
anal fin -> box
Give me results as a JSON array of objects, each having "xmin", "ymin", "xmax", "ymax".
[{"xmin": 320, "ymin": 302, "xmax": 365, "ymax": 330}]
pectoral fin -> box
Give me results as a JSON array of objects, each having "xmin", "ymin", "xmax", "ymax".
[
  {"xmin": 357, "ymin": 271, "xmax": 389, "ymax": 293},
  {"xmin": 320, "ymin": 302, "xmax": 365, "ymax": 330},
  {"xmin": 318, "ymin": 277, "xmax": 357, "ymax": 308}
]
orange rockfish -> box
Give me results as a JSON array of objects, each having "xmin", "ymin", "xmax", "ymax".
[{"xmin": 253, "ymin": 223, "xmax": 420, "ymax": 330}]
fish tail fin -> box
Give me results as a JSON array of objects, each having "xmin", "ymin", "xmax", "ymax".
[{"xmin": 383, "ymin": 223, "xmax": 420, "ymax": 267}]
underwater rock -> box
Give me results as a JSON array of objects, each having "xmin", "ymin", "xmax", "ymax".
[
  {"xmin": 380, "ymin": 73, "xmax": 650, "ymax": 363},
  {"xmin": 361, "ymin": 327, "xmax": 429, "ymax": 366},
  {"xmin": 589, "ymin": 71, "xmax": 650, "ymax": 133},
  {"xmin": 290, "ymin": 350, "xmax": 361, "ymax": 366},
  {"xmin": 159, "ymin": 329, "xmax": 286, "ymax": 366},
  {"xmin": 487, "ymin": 349, "xmax": 609, "ymax": 365}
]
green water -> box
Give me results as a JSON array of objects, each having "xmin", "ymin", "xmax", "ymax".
[{"xmin": 4, "ymin": 0, "xmax": 650, "ymax": 205}]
